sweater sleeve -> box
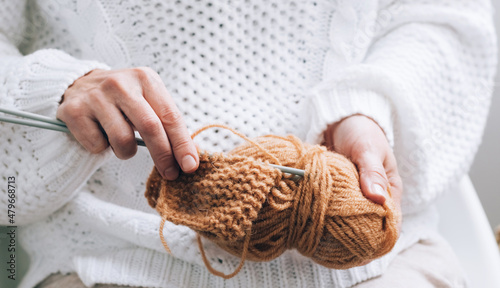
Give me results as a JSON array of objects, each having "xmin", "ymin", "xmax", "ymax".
[
  {"xmin": 306, "ymin": 0, "xmax": 497, "ymax": 213},
  {"xmin": 0, "ymin": 0, "xmax": 113, "ymax": 225}
]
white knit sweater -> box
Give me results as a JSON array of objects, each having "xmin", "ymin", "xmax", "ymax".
[{"xmin": 0, "ymin": 0, "xmax": 496, "ymax": 287}]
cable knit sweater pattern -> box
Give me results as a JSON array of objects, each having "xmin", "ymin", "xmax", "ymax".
[{"xmin": 0, "ymin": 0, "xmax": 496, "ymax": 287}]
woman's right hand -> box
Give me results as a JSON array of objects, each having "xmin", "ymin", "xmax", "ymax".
[{"xmin": 56, "ymin": 67, "xmax": 199, "ymax": 180}]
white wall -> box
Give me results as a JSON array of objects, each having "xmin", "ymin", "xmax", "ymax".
[{"xmin": 470, "ymin": 1, "xmax": 500, "ymax": 231}]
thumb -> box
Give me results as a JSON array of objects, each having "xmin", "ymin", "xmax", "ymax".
[{"xmin": 355, "ymin": 152, "xmax": 390, "ymax": 205}]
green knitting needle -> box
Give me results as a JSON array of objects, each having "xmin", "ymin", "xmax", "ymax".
[{"xmin": 0, "ymin": 107, "xmax": 304, "ymax": 177}]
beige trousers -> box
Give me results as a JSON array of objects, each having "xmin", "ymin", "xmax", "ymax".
[{"xmin": 36, "ymin": 233, "xmax": 467, "ymax": 288}]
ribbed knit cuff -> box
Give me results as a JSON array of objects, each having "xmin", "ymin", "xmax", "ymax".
[
  {"xmin": 306, "ymin": 87, "xmax": 395, "ymax": 147},
  {"xmin": 2, "ymin": 48, "xmax": 110, "ymax": 112},
  {"xmin": 0, "ymin": 49, "xmax": 113, "ymax": 224}
]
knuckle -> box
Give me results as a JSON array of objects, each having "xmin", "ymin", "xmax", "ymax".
[
  {"xmin": 102, "ymin": 75, "xmax": 121, "ymax": 89},
  {"xmin": 155, "ymin": 151, "xmax": 176, "ymax": 168},
  {"xmin": 101, "ymin": 75, "xmax": 127, "ymax": 95},
  {"xmin": 159, "ymin": 108, "xmax": 183, "ymax": 127},
  {"xmin": 86, "ymin": 89, "xmax": 105, "ymax": 105},
  {"xmin": 133, "ymin": 67, "xmax": 152, "ymax": 83},
  {"xmin": 133, "ymin": 66, "xmax": 156, "ymax": 79},
  {"xmin": 61, "ymin": 100, "xmax": 86, "ymax": 119},
  {"xmin": 171, "ymin": 137, "xmax": 192, "ymax": 153},
  {"xmin": 88, "ymin": 145, "xmax": 106, "ymax": 154},
  {"xmin": 86, "ymin": 138, "xmax": 108, "ymax": 154},
  {"xmin": 133, "ymin": 66, "xmax": 149, "ymax": 74},
  {"xmin": 114, "ymin": 145, "xmax": 138, "ymax": 160},
  {"xmin": 133, "ymin": 67, "xmax": 163, "ymax": 89},
  {"xmin": 139, "ymin": 115, "xmax": 162, "ymax": 135},
  {"xmin": 360, "ymin": 166, "xmax": 387, "ymax": 181},
  {"xmin": 370, "ymin": 169, "xmax": 387, "ymax": 181},
  {"xmin": 100, "ymin": 75, "xmax": 141, "ymax": 104},
  {"xmin": 113, "ymin": 131, "xmax": 136, "ymax": 149}
]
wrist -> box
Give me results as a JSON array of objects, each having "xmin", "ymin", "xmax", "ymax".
[
  {"xmin": 324, "ymin": 114, "xmax": 383, "ymax": 150},
  {"xmin": 306, "ymin": 88, "xmax": 394, "ymax": 147}
]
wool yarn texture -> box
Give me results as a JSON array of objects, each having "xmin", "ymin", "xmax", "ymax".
[{"xmin": 145, "ymin": 125, "xmax": 400, "ymax": 279}]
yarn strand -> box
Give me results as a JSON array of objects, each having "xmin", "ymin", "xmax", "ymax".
[
  {"xmin": 197, "ymin": 229, "xmax": 252, "ymax": 279},
  {"xmin": 160, "ymin": 213, "xmax": 251, "ymax": 278},
  {"xmin": 159, "ymin": 216, "xmax": 172, "ymax": 254},
  {"xmin": 190, "ymin": 124, "xmax": 282, "ymax": 166}
]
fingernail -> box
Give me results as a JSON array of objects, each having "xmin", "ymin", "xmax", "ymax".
[
  {"xmin": 164, "ymin": 166, "xmax": 178, "ymax": 180},
  {"xmin": 181, "ymin": 155, "xmax": 197, "ymax": 172},
  {"xmin": 373, "ymin": 184, "xmax": 389, "ymax": 199}
]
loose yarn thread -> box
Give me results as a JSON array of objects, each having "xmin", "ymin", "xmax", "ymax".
[{"xmin": 146, "ymin": 124, "xmax": 400, "ymax": 279}]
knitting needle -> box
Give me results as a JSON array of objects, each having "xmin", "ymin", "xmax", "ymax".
[
  {"xmin": 268, "ymin": 164, "xmax": 305, "ymax": 177},
  {"xmin": 200, "ymin": 152, "xmax": 305, "ymax": 177},
  {"xmin": 0, "ymin": 108, "xmax": 304, "ymax": 176},
  {"xmin": 0, "ymin": 114, "xmax": 71, "ymax": 133},
  {"xmin": 0, "ymin": 107, "xmax": 146, "ymax": 146},
  {"xmin": 0, "ymin": 107, "xmax": 67, "ymax": 127}
]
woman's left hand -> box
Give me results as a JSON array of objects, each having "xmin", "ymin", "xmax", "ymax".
[{"xmin": 323, "ymin": 115, "xmax": 402, "ymax": 224}]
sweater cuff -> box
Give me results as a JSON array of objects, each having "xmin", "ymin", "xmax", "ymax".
[
  {"xmin": 306, "ymin": 87, "xmax": 395, "ymax": 147},
  {"xmin": 2, "ymin": 48, "xmax": 110, "ymax": 112},
  {"xmin": 0, "ymin": 49, "xmax": 113, "ymax": 223}
]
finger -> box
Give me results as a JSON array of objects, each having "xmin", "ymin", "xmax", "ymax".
[
  {"xmin": 135, "ymin": 67, "xmax": 199, "ymax": 173},
  {"xmin": 99, "ymin": 69, "xmax": 179, "ymax": 180},
  {"xmin": 385, "ymin": 154, "xmax": 403, "ymax": 232},
  {"xmin": 355, "ymin": 152, "xmax": 390, "ymax": 205},
  {"xmin": 93, "ymin": 97, "xmax": 138, "ymax": 160},
  {"xmin": 384, "ymin": 152, "xmax": 403, "ymax": 206},
  {"xmin": 57, "ymin": 100, "xmax": 109, "ymax": 154},
  {"xmin": 384, "ymin": 153, "xmax": 403, "ymax": 232},
  {"xmin": 121, "ymin": 95, "xmax": 179, "ymax": 180}
]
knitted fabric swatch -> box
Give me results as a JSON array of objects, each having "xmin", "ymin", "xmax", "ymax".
[{"xmin": 145, "ymin": 125, "xmax": 400, "ymax": 278}]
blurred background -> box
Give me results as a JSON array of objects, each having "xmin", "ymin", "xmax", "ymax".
[{"xmin": 471, "ymin": 0, "xmax": 500, "ymax": 232}]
